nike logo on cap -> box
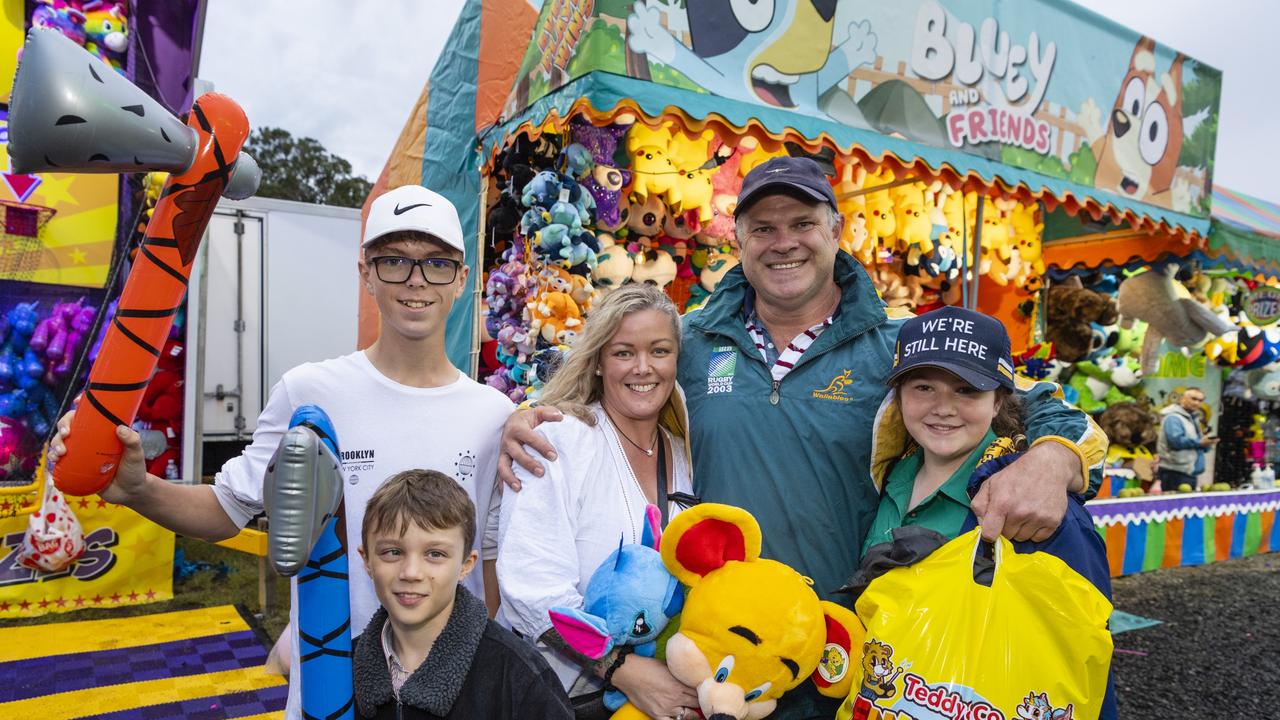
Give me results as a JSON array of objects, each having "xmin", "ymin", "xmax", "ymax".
[{"xmin": 393, "ymin": 202, "xmax": 431, "ymax": 215}]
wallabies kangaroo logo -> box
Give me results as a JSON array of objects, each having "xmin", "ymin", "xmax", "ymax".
[
  {"xmin": 813, "ymin": 369, "xmax": 854, "ymax": 401},
  {"xmin": 858, "ymin": 640, "xmax": 903, "ymax": 701}
]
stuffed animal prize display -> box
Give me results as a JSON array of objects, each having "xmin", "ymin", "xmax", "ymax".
[{"xmin": 480, "ymin": 116, "xmax": 1047, "ymax": 401}]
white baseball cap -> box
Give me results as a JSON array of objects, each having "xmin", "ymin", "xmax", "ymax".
[{"xmin": 362, "ymin": 185, "xmax": 465, "ymax": 256}]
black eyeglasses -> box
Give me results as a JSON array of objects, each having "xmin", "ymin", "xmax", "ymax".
[{"xmin": 369, "ymin": 256, "xmax": 461, "ymax": 285}]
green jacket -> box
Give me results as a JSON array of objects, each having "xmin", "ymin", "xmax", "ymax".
[{"xmin": 679, "ymin": 253, "xmax": 1106, "ymax": 606}]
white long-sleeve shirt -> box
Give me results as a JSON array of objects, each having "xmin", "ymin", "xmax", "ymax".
[{"xmin": 496, "ymin": 403, "xmax": 692, "ymax": 693}]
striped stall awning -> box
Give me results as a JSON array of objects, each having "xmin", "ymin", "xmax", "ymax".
[
  {"xmin": 1206, "ymin": 186, "xmax": 1280, "ymax": 278},
  {"xmin": 1213, "ymin": 186, "xmax": 1280, "ymax": 240}
]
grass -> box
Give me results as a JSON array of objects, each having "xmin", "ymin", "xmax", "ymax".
[{"xmin": 0, "ymin": 535, "xmax": 291, "ymax": 640}]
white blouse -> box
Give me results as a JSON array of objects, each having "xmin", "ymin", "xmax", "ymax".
[{"xmin": 496, "ymin": 403, "xmax": 693, "ymax": 692}]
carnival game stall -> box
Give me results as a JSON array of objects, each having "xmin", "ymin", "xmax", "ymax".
[
  {"xmin": 1036, "ymin": 185, "xmax": 1280, "ymax": 576},
  {"xmin": 467, "ymin": 1, "xmax": 1220, "ymax": 407},
  {"xmin": 0, "ymin": 0, "xmax": 207, "ymax": 619},
  {"xmin": 364, "ymin": 1, "xmax": 1236, "ymax": 580},
  {"xmin": 360, "ymin": 0, "xmax": 1219, "ymax": 375}
]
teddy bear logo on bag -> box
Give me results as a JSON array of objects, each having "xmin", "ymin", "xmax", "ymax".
[{"xmin": 858, "ymin": 640, "xmax": 903, "ymax": 701}]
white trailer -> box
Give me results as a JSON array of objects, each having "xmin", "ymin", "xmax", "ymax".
[{"xmin": 181, "ymin": 196, "xmax": 361, "ymax": 481}]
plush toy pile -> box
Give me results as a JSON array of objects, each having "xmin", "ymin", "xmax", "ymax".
[
  {"xmin": 480, "ymin": 116, "xmax": 1046, "ymax": 399},
  {"xmin": 29, "ymin": 0, "xmax": 129, "ymax": 73}
]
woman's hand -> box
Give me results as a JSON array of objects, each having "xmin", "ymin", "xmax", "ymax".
[{"xmin": 609, "ymin": 654, "xmax": 699, "ymax": 720}]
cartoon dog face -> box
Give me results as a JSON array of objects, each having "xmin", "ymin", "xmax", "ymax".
[
  {"xmin": 660, "ymin": 504, "xmax": 863, "ymax": 719},
  {"xmin": 1093, "ymin": 37, "xmax": 1185, "ymax": 202}
]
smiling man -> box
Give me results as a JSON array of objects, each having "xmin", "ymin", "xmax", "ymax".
[
  {"xmin": 51, "ymin": 185, "xmax": 514, "ymax": 720},
  {"xmin": 501, "ymin": 157, "xmax": 1108, "ymax": 719}
]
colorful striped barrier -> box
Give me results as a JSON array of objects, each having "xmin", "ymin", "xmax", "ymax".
[
  {"xmin": 1087, "ymin": 488, "xmax": 1280, "ymax": 576},
  {"xmin": 1097, "ymin": 468, "xmax": 1136, "ymax": 499}
]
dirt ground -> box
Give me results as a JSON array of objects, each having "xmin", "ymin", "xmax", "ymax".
[{"xmin": 1110, "ymin": 552, "xmax": 1280, "ymax": 716}]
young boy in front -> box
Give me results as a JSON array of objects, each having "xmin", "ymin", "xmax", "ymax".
[{"xmin": 354, "ymin": 469, "xmax": 572, "ymax": 719}]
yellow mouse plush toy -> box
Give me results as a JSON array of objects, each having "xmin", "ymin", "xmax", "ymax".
[{"xmin": 608, "ymin": 504, "xmax": 863, "ymax": 720}]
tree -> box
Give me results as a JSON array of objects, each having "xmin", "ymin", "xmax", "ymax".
[{"xmin": 243, "ymin": 127, "xmax": 373, "ymax": 208}]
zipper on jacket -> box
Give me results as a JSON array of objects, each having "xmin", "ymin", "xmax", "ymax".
[{"xmin": 769, "ymin": 380, "xmax": 780, "ymax": 405}]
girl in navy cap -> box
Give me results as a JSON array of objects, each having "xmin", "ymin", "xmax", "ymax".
[
  {"xmin": 861, "ymin": 306, "xmax": 1023, "ymax": 553},
  {"xmin": 854, "ymin": 305, "xmax": 1117, "ymax": 719}
]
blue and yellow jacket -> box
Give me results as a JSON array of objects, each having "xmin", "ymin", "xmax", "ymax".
[{"xmin": 679, "ymin": 252, "xmax": 1107, "ymax": 607}]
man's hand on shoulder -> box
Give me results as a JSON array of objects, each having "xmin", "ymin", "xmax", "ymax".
[
  {"xmin": 498, "ymin": 406, "xmax": 565, "ymax": 491},
  {"xmin": 971, "ymin": 440, "xmax": 1080, "ymax": 542}
]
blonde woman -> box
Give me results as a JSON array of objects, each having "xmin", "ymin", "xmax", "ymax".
[{"xmin": 497, "ymin": 284, "xmax": 698, "ymax": 720}]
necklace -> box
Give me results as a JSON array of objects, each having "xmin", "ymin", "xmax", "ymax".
[{"xmin": 603, "ymin": 406, "xmax": 659, "ymax": 456}]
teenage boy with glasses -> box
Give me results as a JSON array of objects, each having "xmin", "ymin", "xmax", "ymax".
[{"xmin": 50, "ymin": 185, "xmax": 514, "ymax": 720}]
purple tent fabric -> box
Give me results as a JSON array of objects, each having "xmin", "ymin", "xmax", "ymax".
[{"xmin": 129, "ymin": 0, "xmax": 204, "ymax": 117}]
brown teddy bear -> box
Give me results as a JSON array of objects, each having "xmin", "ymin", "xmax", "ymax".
[
  {"xmin": 1044, "ymin": 277, "xmax": 1118, "ymax": 362},
  {"xmin": 1098, "ymin": 400, "xmax": 1158, "ymax": 450}
]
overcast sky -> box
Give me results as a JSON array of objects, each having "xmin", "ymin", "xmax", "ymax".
[{"xmin": 199, "ymin": 0, "xmax": 1279, "ymax": 203}]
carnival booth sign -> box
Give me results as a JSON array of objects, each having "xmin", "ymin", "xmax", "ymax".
[{"xmin": 0, "ymin": 496, "xmax": 175, "ymax": 617}]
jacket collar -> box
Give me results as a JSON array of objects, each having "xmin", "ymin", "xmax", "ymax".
[
  {"xmin": 354, "ymin": 584, "xmax": 489, "ymax": 718},
  {"xmin": 688, "ymin": 252, "xmax": 887, "ymax": 361}
]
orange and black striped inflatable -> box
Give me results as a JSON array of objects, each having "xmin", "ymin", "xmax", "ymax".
[{"xmin": 55, "ymin": 94, "xmax": 250, "ymax": 496}]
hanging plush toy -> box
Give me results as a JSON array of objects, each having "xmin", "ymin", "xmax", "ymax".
[
  {"xmin": 626, "ymin": 123, "xmax": 677, "ymax": 200},
  {"xmin": 82, "ymin": 1, "xmax": 128, "ymax": 72},
  {"xmin": 630, "ymin": 249, "xmax": 678, "ymax": 292},
  {"xmin": 833, "ymin": 160, "xmax": 872, "ymax": 263},
  {"xmin": 623, "ymin": 192, "xmax": 668, "ymax": 239},
  {"xmin": 527, "ymin": 289, "xmax": 583, "ymax": 344},
  {"xmin": 618, "ymin": 504, "xmax": 862, "ymax": 720},
  {"xmin": 699, "ymin": 148, "xmax": 743, "ymax": 247},
  {"xmin": 665, "ymin": 129, "xmax": 716, "ymax": 222},
  {"xmin": 1117, "ymin": 265, "xmax": 1238, "ymax": 374},
  {"xmin": 685, "ymin": 251, "xmax": 739, "ymax": 312},
  {"xmin": 862, "ymin": 168, "xmax": 897, "ymax": 261},
  {"xmin": 30, "ymin": 1, "xmax": 87, "ymax": 47},
  {"xmin": 591, "ymin": 234, "xmax": 635, "ymax": 299},
  {"xmin": 889, "ymin": 183, "xmax": 933, "ymax": 268},
  {"xmin": 549, "ymin": 505, "xmax": 684, "ymax": 713},
  {"xmin": 571, "ymin": 118, "xmax": 632, "ymax": 231}
]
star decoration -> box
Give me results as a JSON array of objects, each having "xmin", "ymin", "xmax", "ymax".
[
  {"xmin": 109, "ymin": 592, "xmax": 121, "ymax": 604},
  {"xmin": 73, "ymin": 595, "xmax": 85, "ymax": 607},
  {"xmin": 54, "ymin": 597, "xmax": 66, "ymax": 608},
  {"xmin": 77, "ymin": 498, "xmax": 91, "ymax": 509},
  {"xmin": 91, "ymin": 594, "xmax": 103, "ymax": 604},
  {"xmin": 127, "ymin": 591, "xmax": 139, "ymax": 602},
  {"xmin": 0, "ymin": 601, "xmax": 10, "ymax": 612},
  {"xmin": 18, "ymin": 599, "xmax": 30, "ymax": 611},
  {"xmin": 33, "ymin": 173, "xmax": 77, "ymax": 207},
  {"xmin": 145, "ymin": 588, "xmax": 157, "ymax": 600},
  {"xmin": 68, "ymin": 248, "xmax": 87, "ymax": 265},
  {"xmin": 95, "ymin": 499, "xmax": 109, "ymax": 509},
  {"xmin": 121, "ymin": 534, "xmax": 159, "ymax": 558},
  {"xmin": 37, "ymin": 598, "xmax": 50, "ymax": 609}
]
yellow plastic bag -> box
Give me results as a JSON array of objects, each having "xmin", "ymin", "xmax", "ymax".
[{"xmin": 837, "ymin": 528, "xmax": 1112, "ymax": 720}]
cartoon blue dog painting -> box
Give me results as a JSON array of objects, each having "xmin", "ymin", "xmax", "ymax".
[{"xmin": 626, "ymin": 0, "xmax": 878, "ymax": 126}]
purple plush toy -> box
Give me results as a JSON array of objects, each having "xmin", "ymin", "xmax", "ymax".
[{"xmin": 570, "ymin": 117, "xmax": 632, "ymax": 231}]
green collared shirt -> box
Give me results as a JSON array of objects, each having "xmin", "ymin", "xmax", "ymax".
[{"xmin": 861, "ymin": 429, "xmax": 997, "ymax": 557}]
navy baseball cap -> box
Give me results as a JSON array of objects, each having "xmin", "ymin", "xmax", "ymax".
[
  {"xmin": 888, "ymin": 306, "xmax": 1016, "ymax": 392},
  {"xmin": 736, "ymin": 156, "xmax": 838, "ymax": 215}
]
